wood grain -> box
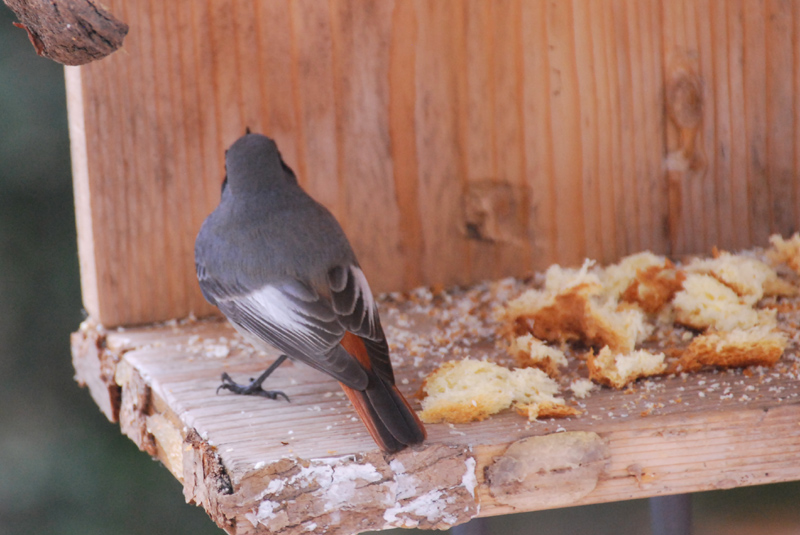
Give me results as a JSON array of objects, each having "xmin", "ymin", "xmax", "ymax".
[{"xmin": 66, "ymin": 0, "xmax": 800, "ymax": 326}]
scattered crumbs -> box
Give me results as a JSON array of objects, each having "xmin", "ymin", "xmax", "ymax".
[
  {"xmin": 207, "ymin": 344, "xmax": 230, "ymax": 358},
  {"xmin": 254, "ymin": 461, "xmax": 266, "ymax": 470}
]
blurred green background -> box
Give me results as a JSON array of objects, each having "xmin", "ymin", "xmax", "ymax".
[{"xmin": 0, "ymin": 3, "xmax": 797, "ymax": 534}]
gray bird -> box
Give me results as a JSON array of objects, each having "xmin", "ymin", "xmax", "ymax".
[{"xmin": 195, "ymin": 133, "xmax": 426, "ymax": 452}]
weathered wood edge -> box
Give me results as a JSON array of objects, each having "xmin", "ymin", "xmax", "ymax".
[
  {"xmin": 71, "ymin": 320, "xmax": 479, "ymax": 534},
  {"xmin": 72, "ymin": 318, "xmax": 800, "ymax": 534}
]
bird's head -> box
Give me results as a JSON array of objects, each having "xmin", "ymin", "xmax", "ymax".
[{"xmin": 224, "ymin": 133, "xmax": 297, "ymax": 195}]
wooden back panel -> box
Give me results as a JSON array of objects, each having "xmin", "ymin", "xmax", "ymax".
[{"xmin": 67, "ymin": 0, "xmax": 800, "ymax": 327}]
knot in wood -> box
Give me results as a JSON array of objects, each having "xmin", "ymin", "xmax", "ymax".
[{"xmin": 666, "ymin": 68, "xmax": 703, "ymax": 129}]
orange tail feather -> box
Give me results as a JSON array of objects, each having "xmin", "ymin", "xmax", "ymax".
[{"xmin": 339, "ymin": 333, "xmax": 426, "ymax": 452}]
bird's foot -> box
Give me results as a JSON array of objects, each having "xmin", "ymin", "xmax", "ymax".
[
  {"xmin": 216, "ymin": 355, "xmax": 291, "ymax": 401},
  {"xmin": 217, "ymin": 372, "xmax": 290, "ymax": 401}
]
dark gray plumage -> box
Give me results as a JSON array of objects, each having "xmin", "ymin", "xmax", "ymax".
[{"xmin": 195, "ymin": 133, "xmax": 425, "ymax": 452}]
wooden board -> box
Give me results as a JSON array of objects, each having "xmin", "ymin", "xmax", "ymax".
[
  {"xmin": 72, "ymin": 280, "xmax": 800, "ymax": 535},
  {"xmin": 66, "ymin": 0, "xmax": 800, "ymax": 327}
]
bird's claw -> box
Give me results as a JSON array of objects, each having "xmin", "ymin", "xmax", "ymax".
[{"xmin": 216, "ymin": 372, "xmax": 290, "ymax": 401}]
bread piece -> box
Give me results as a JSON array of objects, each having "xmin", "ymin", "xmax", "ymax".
[
  {"xmin": 619, "ymin": 260, "xmax": 686, "ymax": 314},
  {"xmin": 672, "ymin": 273, "xmax": 776, "ymax": 331},
  {"xmin": 509, "ymin": 367, "xmax": 581, "ymax": 421},
  {"xmin": 515, "ymin": 401, "xmax": 581, "ymax": 421},
  {"xmin": 687, "ymin": 251, "xmax": 792, "ymax": 304},
  {"xmin": 601, "ymin": 251, "xmax": 670, "ymax": 301},
  {"xmin": 509, "ymin": 334, "xmax": 568, "ymax": 377},
  {"xmin": 543, "ymin": 259, "xmax": 602, "ymax": 293},
  {"xmin": 768, "ymin": 232, "xmax": 800, "ymax": 276},
  {"xmin": 678, "ymin": 326, "xmax": 787, "ymax": 372},
  {"xmin": 501, "ymin": 264, "xmax": 652, "ymax": 353},
  {"xmin": 587, "ymin": 346, "xmax": 667, "ymax": 389},
  {"xmin": 418, "ymin": 359, "xmax": 574, "ymax": 424}
]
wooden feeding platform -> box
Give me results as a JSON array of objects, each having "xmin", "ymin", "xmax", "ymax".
[
  {"xmin": 71, "ymin": 277, "xmax": 800, "ymax": 534},
  {"xmin": 7, "ymin": 0, "xmax": 796, "ymax": 532}
]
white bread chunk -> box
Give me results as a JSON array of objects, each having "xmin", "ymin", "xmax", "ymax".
[
  {"xmin": 587, "ymin": 346, "xmax": 667, "ymax": 389},
  {"xmin": 687, "ymin": 251, "xmax": 791, "ymax": 304},
  {"xmin": 502, "ymin": 263, "xmax": 652, "ymax": 354},
  {"xmin": 672, "ymin": 273, "xmax": 776, "ymax": 331},
  {"xmin": 418, "ymin": 359, "xmax": 577, "ymax": 424}
]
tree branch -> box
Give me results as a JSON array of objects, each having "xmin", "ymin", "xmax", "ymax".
[{"xmin": 4, "ymin": 0, "xmax": 128, "ymax": 65}]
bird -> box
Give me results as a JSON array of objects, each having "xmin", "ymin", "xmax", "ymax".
[{"xmin": 194, "ymin": 132, "xmax": 426, "ymax": 453}]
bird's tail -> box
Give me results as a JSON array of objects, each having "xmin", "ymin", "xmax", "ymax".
[{"xmin": 339, "ymin": 334, "xmax": 426, "ymax": 453}]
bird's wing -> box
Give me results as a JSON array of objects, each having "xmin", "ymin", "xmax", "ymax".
[
  {"xmin": 327, "ymin": 265, "xmax": 395, "ymax": 385},
  {"xmin": 201, "ymin": 273, "xmax": 370, "ymax": 390},
  {"xmin": 198, "ymin": 256, "xmax": 394, "ymax": 389}
]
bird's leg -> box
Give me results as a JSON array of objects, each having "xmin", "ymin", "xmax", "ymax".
[{"xmin": 217, "ymin": 354, "xmax": 290, "ymax": 401}]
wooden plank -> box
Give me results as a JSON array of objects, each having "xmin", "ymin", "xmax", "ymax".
[
  {"xmin": 726, "ymin": 0, "xmax": 752, "ymax": 251},
  {"xmin": 388, "ymin": 1, "xmax": 425, "ymax": 289},
  {"xmin": 520, "ymin": 0, "xmax": 558, "ymax": 270},
  {"xmin": 331, "ymin": 0, "xmax": 404, "ymax": 291},
  {"xmin": 742, "ymin": 1, "xmax": 771, "ymax": 246},
  {"xmin": 709, "ymin": 0, "xmax": 736, "ymax": 250},
  {"xmin": 67, "ymin": 0, "xmax": 800, "ymax": 327},
  {"xmin": 765, "ymin": 0, "xmax": 796, "ymax": 236},
  {"xmin": 72, "ymin": 280, "xmax": 800, "ymax": 534},
  {"xmin": 413, "ymin": 0, "xmax": 470, "ymax": 287},
  {"xmin": 586, "ymin": 0, "xmax": 620, "ymax": 263},
  {"xmin": 546, "ymin": 0, "xmax": 586, "ymax": 266}
]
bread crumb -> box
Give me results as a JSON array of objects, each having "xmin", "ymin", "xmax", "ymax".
[
  {"xmin": 569, "ymin": 378, "xmax": 596, "ymax": 399},
  {"xmin": 509, "ymin": 334, "xmax": 567, "ymax": 377},
  {"xmin": 418, "ymin": 359, "xmax": 574, "ymax": 423},
  {"xmin": 768, "ymin": 232, "xmax": 800, "ymax": 276},
  {"xmin": 672, "ymin": 273, "xmax": 775, "ymax": 331},
  {"xmin": 679, "ymin": 326, "xmax": 787, "ymax": 372},
  {"xmin": 587, "ymin": 346, "xmax": 667, "ymax": 389}
]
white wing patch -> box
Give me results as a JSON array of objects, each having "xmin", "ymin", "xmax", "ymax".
[
  {"xmin": 238, "ymin": 285, "xmax": 330, "ymax": 352},
  {"xmin": 350, "ymin": 266, "xmax": 377, "ymax": 331}
]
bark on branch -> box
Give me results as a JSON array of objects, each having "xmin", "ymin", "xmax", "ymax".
[{"xmin": 4, "ymin": 0, "xmax": 128, "ymax": 65}]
